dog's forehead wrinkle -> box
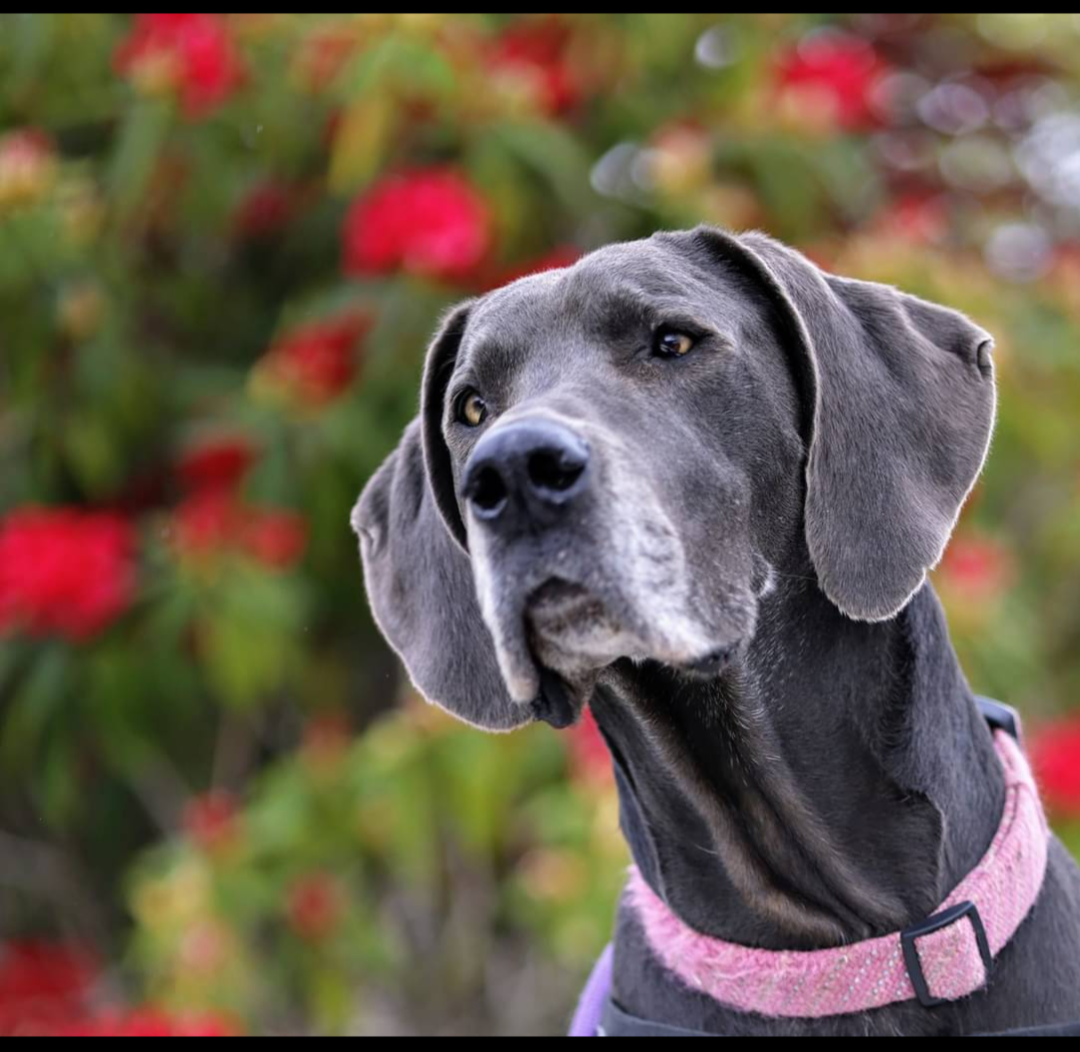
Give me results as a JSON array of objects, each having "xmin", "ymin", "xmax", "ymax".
[
  {"xmin": 460, "ymin": 289, "xmax": 584, "ymax": 392},
  {"xmin": 455, "ymin": 245, "xmax": 757, "ymax": 410},
  {"xmin": 565, "ymin": 261, "xmax": 699, "ymax": 317},
  {"xmin": 567, "ymin": 245, "xmax": 761, "ymax": 345}
]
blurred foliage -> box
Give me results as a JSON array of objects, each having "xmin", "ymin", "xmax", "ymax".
[{"xmin": 1, "ymin": 10, "xmax": 1080, "ymax": 1036}]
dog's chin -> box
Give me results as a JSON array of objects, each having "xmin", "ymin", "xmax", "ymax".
[
  {"xmin": 526, "ymin": 578, "xmax": 635, "ymax": 671},
  {"xmin": 518, "ymin": 578, "xmax": 745, "ymax": 710},
  {"xmin": 518, "ymin": 579, "xmax": 624, "ymax": 722}
]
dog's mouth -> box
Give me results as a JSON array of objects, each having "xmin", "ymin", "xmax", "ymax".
[
  {"xmin": 477, "ymin": 559, "xmax": 749, "ymax": 708},
  {"xmin": 469, "ymin": 508, "xmax": 756, "ymax": 710},
  {"xmin": 526, "ymin": 577, "xmax": 606, "ymax": 634},
  {"xmin": 524, "ymin": 577, "xmax": 634, "ymax": 669},
  {"xmin": 526, "ymin": 576, "xmax": 738, "ymax": 675},
  {"xmin": 523, "ymin": 578, "xmax": 620, "ymax": 728}
]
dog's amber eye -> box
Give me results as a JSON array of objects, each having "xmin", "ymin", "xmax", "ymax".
[
  {"xmin": 654, "ymin": 328, "xmax": 695, "ymax": 358},
  {"xmin": 457, "ymin": 390, "xmax": 488, "ymax": 427}
]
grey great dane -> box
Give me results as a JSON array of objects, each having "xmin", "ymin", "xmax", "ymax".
[{"xmin": 352, "ymin": 224, "xmax": 1080, "ymax": 1035}]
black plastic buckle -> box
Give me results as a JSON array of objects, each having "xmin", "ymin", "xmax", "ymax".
[
  {"xmin": 975, "ymin": 695, "xmax": 1021, "ymax": 742},
  {"xmin": 901, "ymin": 900, "xmax": 993, "ymax": 1008}
]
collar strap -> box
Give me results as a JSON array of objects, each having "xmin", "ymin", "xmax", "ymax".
[{"xmin": 625, "ymin": 718, "xmax": 1050, "ymax": 1018}]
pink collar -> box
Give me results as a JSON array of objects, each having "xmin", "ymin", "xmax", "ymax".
[{"xmin": 625, "ymin": 727, "xmax": 1050, "ymax": 1017}]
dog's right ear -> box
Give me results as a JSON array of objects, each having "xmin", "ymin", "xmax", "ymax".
[
  {"xmin": 352, "ymin": 302, "xmax": 533, "ymax": 732},
  {"xmin": 682, "ymin": 225, "xmax": 995, "ymax": 622}
]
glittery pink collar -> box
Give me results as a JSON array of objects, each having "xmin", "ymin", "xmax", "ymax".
[{"xmin": 625, "ymin": 727, "xmax": 1050, "ymax": 1017}]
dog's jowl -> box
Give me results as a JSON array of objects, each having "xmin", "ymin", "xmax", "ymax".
[{"xmin": 353, "ymin": 225, "xmax": 1080, "ymax": 1036}]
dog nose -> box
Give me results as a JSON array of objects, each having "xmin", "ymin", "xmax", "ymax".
[{"xmin": 462, "ymin": 418, "xmax": 590, "ymax": 528}]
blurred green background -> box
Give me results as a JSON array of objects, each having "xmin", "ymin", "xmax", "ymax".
[{"xmin": 2, "ymin": 12, "xmax": 1080, "ymax": 1037}]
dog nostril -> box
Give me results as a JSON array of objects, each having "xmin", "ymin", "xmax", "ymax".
[
  {"xmin": 468, "ymin": 466, "xmax": 509, "ymax": 515},
  {"xmin": 527, "ymin": 449, "xmax": 585, "ymax": 494}
]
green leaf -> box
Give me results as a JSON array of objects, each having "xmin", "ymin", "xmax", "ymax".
[
  {"xmin": 108, "ymin": 97, "xmax": 174, "ymax": 223},
  {"xmin": 484, "ymin": 119, "xmax": 596, "ymax": 214},
  {"xmin": 0, "ymin": 644, "xmax": 72, "ymax": 774}
]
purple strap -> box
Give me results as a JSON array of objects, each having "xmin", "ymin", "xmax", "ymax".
[{"xmin": 568, "ymin": 941, "xmax": 613, "ymax": 1036}]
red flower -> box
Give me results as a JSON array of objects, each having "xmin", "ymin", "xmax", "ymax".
[
  {"xmin": 182, "ymin": 790, "xmax": 240, "ymax": 853},
  {"xmin": 172, "ymin": 492, "xmax": 307, "ymax": 571},
  {"xmin": 173, "ymin": 489, "xmax": 243, "ymax": 556},
  {"xmin": 257, "ymin": 312, "xmax": 370, "ymax": 407},
  {"xmin": 294, "ymin": 24, "xmax": 358, "ymax": 93},
  {"xmin": 342, "ymin": 167, "xmax": 493, "ymax": 283},
  {"xmin": 177, "ymin": 437, "xmax": 258, "ymax": 493},
  {"xmin": 53, "ymin": 1008, "xmax": 236, "ymax": 1038},
  {"xmin": 240, "ymin": 510, "xmax": 307, "ymax": 570},
  {"xmin": 873, "ymin": 192, "xmax": 950, "ymax": 245},
  {"xmin": 0, "ymin": 942, "xmax": 236, "ymax": 1037},
  {"xmin": 489, "ymin": 16, "xmax": 581, "ymax": 116},
  {"xmin": 936, "ymin": 534, "xmax": 1014, "ymax": 602},
  {"xmin": 113, "ymin": 14, "xmax": 245, "ymax": 119},
  {"xmin": 568, "ymin": 706, "xmax": 613, "ymax": 787},
  {"xmin": 0, "ymin": 129, "xmax": 56, "ymax": 211},
  {"xmin": 286, "ymin": 873, "xmax": 344, "ymax": 942},
  {"xmin": 0, "ymin": 941, "xmax": 98, "ymax": 1037},
  {"xmin": 232, "ymin": 181, "xmax": 298, "ymax": 240},
  {"xmin": 0, "ymin": 508, "xmax": 136, "ymax": 642},
  {"xmin": 1029, "ymin": 713, "xmax": 1080, "ymax": 818},
  {"xmin": 774, "ymin": 32, "xmax": 888, "ymax": 132}
]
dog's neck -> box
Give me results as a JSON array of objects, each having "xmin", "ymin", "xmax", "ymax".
[{"xmin": 591, "ymin": 577, "xmax": 1006, "ymax": 950}]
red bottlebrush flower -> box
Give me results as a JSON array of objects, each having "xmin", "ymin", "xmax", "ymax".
[
  {"xmin": 0, "ymin": 508, "xmax": 136, "ymax": 642},
  {"xmin": 293, "ymin": 24, "xmax": 358, "ymax": 93},
  {"xmin": 232, "ymin": 181, "xmax": 298, "ymax": 240},
  {"xmin": 178, "ymin": 921, "xmax": 231, "ymax": 976},
  {"xmin": 173, "ymin": 489, "xmax": 244, "ymax": 556},
  {"xmin": 489, "ymin": 16, "xmax": 581, "ymax": 116},
  {"xmin": 172, "ymin": 491, "xmax": 306, "ymax": 571},
  {"xmin": 113, "ymin": 14, "xmax": 245, "ymax": 119},
  {"xmin": 342, "ymin": 167, "xmax": 493, "ymax": 283},
  {"xmin": 286, "ymin": 872, "xmax": 344, "ymax": 942},
  {"xmin": 0, "ymin": 941, "xmax": 99, "ymax": 1038},
  {"xmin": 177, "ymin": 437, "xmax": 258, "ymax": 493},
  {"xmin": 182, "ymin": 790, "xmax": 240, "ymax": 854},
  {"xmin": 483, "ymin": 244, "xmax": 581, "ymax": 291},
  {"xmin": 0, "ymin": 129, "xmax": 56, "ymax": 211},
  {"xmin": 936, "ymin": 534, "xmax": 1014, "ymax": 602},
  {"xmin": 1029, "ymin": 713, "xmax": 1080, "ymax": 818},
  {"xmin": 774, "ymin": 32, "xmax": 889, "ymax": 132},
  {"xmin": 257, "ymin": 312, "xmax": 371, "ymax": 407},
  {"xmin": 54, "ymin": 1008, "xmax": 237, "ymax": 1038},
  {"xmin": 568, "ymin": 706, "xmax": 613, "ymax": 787},
  {"xmin": 240, "ymin": 509, "xmax": 307, "ymax": 570},
  {"xmin": 873, "ymin": 192, "xmax": 950, "ymax": 245}
]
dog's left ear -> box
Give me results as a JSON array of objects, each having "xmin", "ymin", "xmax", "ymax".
[
  {"xmin": 686, "ymin": 224, "xmax": 996, "ymax": 621},
  {"xmin": 352, "ymin": 301, "xmax": 535, "ymax": 732}
]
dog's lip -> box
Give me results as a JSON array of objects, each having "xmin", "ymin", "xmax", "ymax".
[
  {"xmin": 529, "ymin": 667, "xmax": 578, "ymax": 729},
  {"xmin": 525, "ymin": 576, "xmax": 610, "ymax": 635},
  {"xmin": 526, "ymin": 577, "xmax": 595, "ymax": 613}
]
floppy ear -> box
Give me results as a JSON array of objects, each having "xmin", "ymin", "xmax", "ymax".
[
  {"xmin": 351, "ymin": 302, "xmax": 533, "ymax": 731},
  {"xmin": 420, "ymin": 302, "xmax": 471, "ymax": 553},
  {"xmin": 689, "ymin": 225, "xmax": 996, "ymax": 621}
]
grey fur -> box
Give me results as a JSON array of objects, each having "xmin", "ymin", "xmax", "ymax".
[{"xmin": 352, "ymin": 224, "xmax": 1080, "ymax": 1034}]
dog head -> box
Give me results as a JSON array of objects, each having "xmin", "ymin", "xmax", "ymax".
[{"xmin": 352, "ymin": 225, "xmax": 996, "ymax": 731}]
